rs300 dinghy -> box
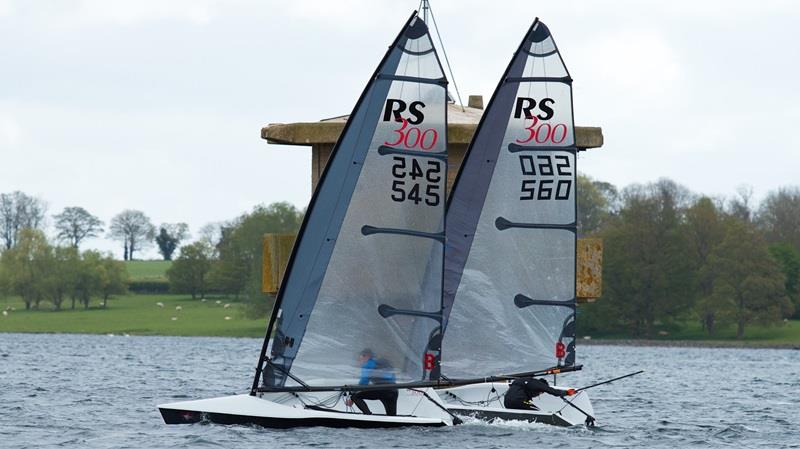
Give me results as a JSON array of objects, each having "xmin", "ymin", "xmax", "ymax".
[
  {"xmin": 435, "ymin": 18, "xmax": 596, "ymax": 426},
  {"xmin": 159, "ymin": 11, "xmax": 458, "ymax": 428},
  {"xmin": 159, "ymin": 389, "xmax": 452, "ymax": 428}
]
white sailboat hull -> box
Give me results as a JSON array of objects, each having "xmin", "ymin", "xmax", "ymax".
[
  {"xmin": 158, "ymin": 388, "xmax": 453, "ymax": 428},
  {"xmin": 438, "ymin": 382, "xmax": 595, "ymax": 427}
]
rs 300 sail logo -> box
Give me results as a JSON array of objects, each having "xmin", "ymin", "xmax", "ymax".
[
  {"xmin": 381, "ymin": 98, "xmax": 442, "ymax": 207},
  {"xmin": 512, "ymin": 96, "xmax": 573, "ymax": 201}
]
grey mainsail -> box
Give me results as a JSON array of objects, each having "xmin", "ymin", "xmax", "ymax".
[
  {"xmin": 254, "ymin": 12, "xmax": 448, "ymax": 390},
  {"xmin": 440, "ymin": 19, "xmax": 577, "ymax": 379}
]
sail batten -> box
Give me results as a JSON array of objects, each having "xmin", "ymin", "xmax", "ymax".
[
  {"xmin": 377, "ymin": 145, "xmax": 447, "ymax": 159},
  {"xmin": 400, "ymin": 47, "xmax": 436, "ymax": 56},
  {"xmin": 494, "ymin": 218, "xmax": 576, "ymax": 232},
  {"xmin": 505, "ymin": 76, "xmax": 572, "ymax": 84},
  {"xmin": 508, "ymin": 143, "xmax": 576, "ymax": 153},
  {"xmin": 377, "ymin": 74, "xmax": 448, "ymax": 85},
  {"xmin": 522, "ymin": 48, "xmax": 559, "ymax": 57},
  {"xmin": 361, "ymin": 225, "xmax": 446, "ymax": 242},
  {"xmin": 255, "ymin": 12, "xmax": 449, "ymax": 390},
  {"xmin": 440, "ymin": 19, "xmax": 578, "ymax": 379}
]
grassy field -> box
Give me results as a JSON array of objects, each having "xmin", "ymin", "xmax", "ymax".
[
  {"xmin": 1, "ymin": 291, "xmax": 797, "ymax": 344},
  {"xmin": 0, "ymin": 294, "xmax": 266, "ymax": 338},
  {"xmin": 126, "ymin": 260, "xmax": 171, "ymax": 281},
  {"xmin": 652, "ymin": 320, "xmax": 800, "ymax": 345}
]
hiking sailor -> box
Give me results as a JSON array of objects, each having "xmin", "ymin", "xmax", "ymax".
[
  {"xmin": 345, "ymin": 349, "xmax": 398, "ymax": 415},
  {"xmin": 504, "ymin": 377, "xmax": 576, "ymax": 411}
]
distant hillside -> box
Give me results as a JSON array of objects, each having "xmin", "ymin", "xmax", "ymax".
[{"xmin": 126, "ymin": 260, "xmax": 171, "ymax": 286}]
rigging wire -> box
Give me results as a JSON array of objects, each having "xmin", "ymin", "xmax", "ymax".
[
  {"xmin": 444, "ymin": 383, "xmax": 506, "ymax": 407},
  {"xmin": 294, "ymin": 391, "xmax": 345, "ymax": 409},
  {"xmin": 409, "ymin": 392, "xmax": 426, "ymax": 415},
  {"xmin": 417, "ymin": 0, "xmax": 466, "ymax": 111}
]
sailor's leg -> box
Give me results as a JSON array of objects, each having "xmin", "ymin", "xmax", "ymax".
[
  {"xmin": 350, "ymin": 392, "xmax": 372, "ymax": 415},
  {"xmin": 503, "ymin": 396, "xmax": 538, "ymax": 411},
  {"xmin": 378, "ymin": 390, "xmax": 399, "ymax": 416}
]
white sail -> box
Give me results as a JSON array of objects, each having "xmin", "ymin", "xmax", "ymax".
[
  {"xmin": 441, "ymin": 19, "xmax": 577, "ymax": 378},
  {"xmin": 257, "ymin": 13, "xmax": 449, "ymax": 388}
]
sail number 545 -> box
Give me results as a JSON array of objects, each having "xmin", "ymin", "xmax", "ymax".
[{"xmin": 391, "ymin": 157, "xmax": 441, "ymax": 206}]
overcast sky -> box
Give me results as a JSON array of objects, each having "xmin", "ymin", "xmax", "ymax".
[{"xmin": 2, "ymin": 0, "xmax": 799, "ymax": 257}]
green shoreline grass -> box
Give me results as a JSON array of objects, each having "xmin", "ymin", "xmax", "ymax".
[
  {"xmin": 0, "ymin": 294, "xmax": 265, "ymax": 338},
  {"xmin": 1, "ymin": 293, "xmax": 798, "ymax": 345},
  {"xmin": 580, "ymin": 320, "xmax": 800, "ymax": 346}
]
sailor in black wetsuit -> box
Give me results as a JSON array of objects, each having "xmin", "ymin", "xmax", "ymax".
[{"xmin": 503, "ymin": 377, "xmax": 575, "ymax": 410}]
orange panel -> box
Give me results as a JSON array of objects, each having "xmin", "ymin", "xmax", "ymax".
[
  {"xmin": 576, "ymin": 238, "xmax": 603, "ymax": 302},
  {"xmin": 262, "ymin": 234, "xmax": 297, "ymax": 294}
]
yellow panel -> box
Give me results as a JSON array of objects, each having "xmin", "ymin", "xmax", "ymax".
[
  {"xmin": 576, "ymin": 238, "xmax": 603, "ymax": 302},
  {"xmin": 262, "ymin": 234, "xmax": 297, "ymax": 294}
]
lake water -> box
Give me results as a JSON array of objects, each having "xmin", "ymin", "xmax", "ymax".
[{"xmin": 1, "ymin": 333, "xmax": 798, "ymax": 448}]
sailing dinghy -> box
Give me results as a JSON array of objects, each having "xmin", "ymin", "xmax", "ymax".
[
  {"xmin": 435, "ymin": 19, "xmax": 595, "ymax": 426},
  {"xmin": 159, "ymin": 11, "xmax": 457, "ymax": 428}
]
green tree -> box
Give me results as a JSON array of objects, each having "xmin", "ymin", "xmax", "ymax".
[
  {"xmin": 576, "ymin": 175, "xmax": 617, "ymax": 236},
  {"xmin": 706, "ymin": 220, "xmax": 793, "ymax": 338},
  {"xmin": 40, "ymin": 246, "xmax": 80, "ymax": 310},
  {"xmin": 53, "ymin": 207, "xmax": 104, "ymax": 248},
  {"xmin": 97, "ymin": 255, "xmax": 128, "ymax": 307},
  {"xmin": 768, "ymin": 243, "xmax": 800, "ymax": 319},
  {"xmin": 597, "ymin": 180, "xmax": 695, "ymax": 337},
  {"xmin": 728, "ymin": 185, "xmax": 755, "ymax": 223},
  {"xmin": 758, "ymin": 187, "xmax": 800, "ymax": 251},
  {"xmin": 167, "ymin": 241, "xmax": 213, "ymax": 299},
  {"xmin": 74, "ymin": 250, "xmax": 103, "ymax": 309},
  {"xmin": 0, "ymin": 229, "xmax": 49, "ymax": 309},
  {"xmin": 685, "ymin": 197, "xmax": 727, "ymax": 334},
  {"xmin": 155, "ymin": 222, "xmax": 190, "ymax": 261},
  {"xmin": 209, "ymin": 202, "xmax": 303, "ymax": 315}
]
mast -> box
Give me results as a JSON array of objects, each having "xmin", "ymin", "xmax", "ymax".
[{"xmin": 252, "ymin": 11, "xmax": 449, "ymax": 393}]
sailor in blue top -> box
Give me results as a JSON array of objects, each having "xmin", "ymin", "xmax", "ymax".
[{"xmin": 344, "ymin": 348, "xmax": 398, "ymax": 415}]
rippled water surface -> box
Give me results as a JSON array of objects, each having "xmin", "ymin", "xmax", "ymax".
[{"xmin": 1, "ymin": 333, "xmax": 798, "ymax": 448}]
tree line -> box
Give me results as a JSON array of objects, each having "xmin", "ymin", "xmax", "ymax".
[
  {"xmin": 0, "ymin": 229, "xmax": 127, "ymax": 310},
  {"xmin": 0, "ymin": 191, "xmax": 190, "ymax": 261},
  {"xmin": 2, "ymin": 183, "xmax": 798, "ymax": 338},
  {"xmin": 164, "ymin": 181, "xmax": 798, "ymax": 334},
  {"xmin": 0, "ymin": 197, "xmax": 304, "ymax": 313},
  {"xmin": 577, "ymin": 178, "xmax": 799, "ymax": 339},
  {"xmin": 165, "ymin": 202, "xmax": 303, "ymax": 317}
]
